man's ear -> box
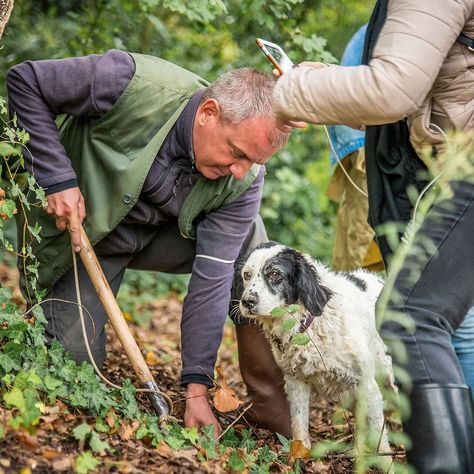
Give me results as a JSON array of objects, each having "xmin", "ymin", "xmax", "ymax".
[{"xmin": 196, "ymin": 98, "xmax": 220, "ymax": 125}]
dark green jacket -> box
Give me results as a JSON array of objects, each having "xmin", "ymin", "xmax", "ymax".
[{"xmin": 18, "ymin": 53, "xmax": 259, "ymax": 300}]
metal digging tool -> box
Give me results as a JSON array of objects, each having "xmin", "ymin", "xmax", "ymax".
[{"xmin": 78, "ymin": 226, "xmax": 170, "ymax": 416}]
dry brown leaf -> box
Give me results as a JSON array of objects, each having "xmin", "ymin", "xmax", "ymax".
[
  {"xmin": 290, "ymin": 440, "xmax": 311, "ymax": 460},
  {"xmin": 145, "ymin": 351, "xmax": 161, "ymax": 365},
  {"xmin": 15, "ymin": 431, "xmax": 40, "ymax": 449},
  {"xmin": 212, "ymin": 366, "xmax": 243, "ymax": 413},
  {"xmin": 106, "ymin": 409, "xmax": 117, "ymax": 428},
  {"xmin": 118, "ymin": 422, "xmax": 136, "ymax": 440},
  {"xmin": 41, "ymin": 448, "xmax": 62, "ymax": 460},
  {"xmin": 52, "ymin": 456, "xmax": 74, "ymax": 472},
  {"xmin": 175, "ymin": 448, "xmax": 199, "ymax": 466},
  {"xmin": 155, "ymin": 440, "xmax": 174, "ymax": 459}
]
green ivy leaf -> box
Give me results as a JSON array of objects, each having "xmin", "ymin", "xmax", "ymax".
[
  {"xmin": 165, "ymin": 435, "xmax": 185, "ymax": 451},
  {"xmin": 3, "ymin": 387, "xmax": 26, "ymax": 411},
  {"xmin": 240, "ymin": 429, "xmax": 256, "ymax": 451},
  {"xmin": 287, "ymin": 304, "xmax": 301, "ymax": 314},
  {"xmin": 181, "ymin": 426, "xmax": 199, "ymax": 445},
  {"xmin": 43, "ymin": 374, "xmax": 63, "ymax": 391},
  {"xmin": 0, "ymin": 341, "xmax": 23, "ymax": 372},
  {"xmin": 228, "ymin": 450, "xmax": 245, "ymax": 472},
  {"xmin": 0, "ymin": 199, "xmax": 17, "ymax": 219},
  {"xmin": 290, "ymin": 333, "xmax": 311, "ymax": 346},
  {"xmin": 257, "ymin": 444, "xmax": 277, "ymax": 463},
  {"xmin": 89, "ymin": 430, "xmax": 110, "ymax": 453},
  {"xmin": 270, "ymin": 307, "xmax": 286, "ymax": 317},
  {"xmin": 73, "ymin": 423, "xmax": 92, "ymax": 441},
  {"xmin": 281, "ymin": 318, "xmax": 297, "ymax": 332},
  {"xmin": 94, "ymin": 418, "xmax": 110, "ymax": 433},
  {"xmin": 21, "ymin": 389, "xmax": 42, "ymax": 430},
  {"xmin": 276, "ymin": 433, "xmax": 291, "ymax": 453},
  {"xmin": 48, "ymin": 339, "xmax": 66, "ymax": 366},
  {"xmin": 75, "ymin": 451, "xmax": 100, "ymax": 474},
  {"xmin": 135, "ymin": 423, "xmax": 149, "ymax": 440},
  {"xmin": 56, "ymin": 360, "xmax": 77, "ymax": 382},
  {"xmin": 0, "ymin": 143, "xmax": 16, "ymax": 157}
]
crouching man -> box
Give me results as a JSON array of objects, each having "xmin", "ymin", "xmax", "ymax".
[{"xmin": 7, "ymin": 49, "xmax": 292, "ymax": 435}]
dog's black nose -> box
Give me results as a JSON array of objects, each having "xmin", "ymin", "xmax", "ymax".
[{"xmin": 241, "ymin": 293, "xmax": 258, "ymax": 310}]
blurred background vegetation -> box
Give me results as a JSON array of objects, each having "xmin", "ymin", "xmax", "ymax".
[{"xmin": 1, "ymin": 0, "xmax": 375, "ymax": 308}]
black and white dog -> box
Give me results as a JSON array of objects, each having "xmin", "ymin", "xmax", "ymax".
[{"xmin": 236, "ymin": 242, "xmax": 396, "ymax": 451}]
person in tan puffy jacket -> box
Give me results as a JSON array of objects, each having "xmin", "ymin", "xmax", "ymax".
[{"xmin": 273, "ymin": 0, "xmax": 474, "ymax": 472}]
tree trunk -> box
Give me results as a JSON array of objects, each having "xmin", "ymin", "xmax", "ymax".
[{"xmin": 0, "ymin": 0, "xmax": 14, "ymax": 40}]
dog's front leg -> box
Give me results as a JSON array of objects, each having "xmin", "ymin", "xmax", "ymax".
[{"xmin": 285, "ymin": 376, "xmax": 311, "ymax": 448}]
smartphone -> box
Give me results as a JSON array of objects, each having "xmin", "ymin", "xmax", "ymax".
[{"xmin": 256, "ymin": 38, "xmax": 294, "ymax": 74}]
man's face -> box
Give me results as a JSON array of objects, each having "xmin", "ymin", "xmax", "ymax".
[{"xmin": 193, "ymin": 99, "xmax": 278, "ymax": 180}]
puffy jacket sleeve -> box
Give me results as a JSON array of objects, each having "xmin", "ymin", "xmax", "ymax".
[{"xmin": 273, "ymin": 0, "xmax": 473, "ymax": 128}]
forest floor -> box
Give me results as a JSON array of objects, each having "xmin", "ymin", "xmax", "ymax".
[{"xmin": 0, "ymin": 261, "xmax": 406, "ymax": 473}]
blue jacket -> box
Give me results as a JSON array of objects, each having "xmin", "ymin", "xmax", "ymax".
[{"xmin": 328, "ymin": 25, "xmax": 367, "ymax": 165}]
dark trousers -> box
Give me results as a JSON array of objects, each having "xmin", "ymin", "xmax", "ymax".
[
  {"xmin": 380, "ymin": 180, "xmax": 474, "ymax": 386},
  {"xmin": 42, "ymin": 217, "xmax": 267, "ymax": 365}
]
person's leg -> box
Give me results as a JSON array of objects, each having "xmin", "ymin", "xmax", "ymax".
[
  {"xmin": 452, "ymin": 307, "xmax": 474, "ymax": 396},
  {"xmin": 42, "ymin": 253, "xmax": 132, "ymax": 366},
  {"xmin": 380, "ymin": 180, "xmax": 474, "ymax": 472},
  {"xmin": 231, "ymin": 216, "xmax": 292, "ymax": 436}
]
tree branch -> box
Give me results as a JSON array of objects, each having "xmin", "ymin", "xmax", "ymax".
[{"xmin": 0, "ymin": 0, "xmax": 14, "ymax": 40}]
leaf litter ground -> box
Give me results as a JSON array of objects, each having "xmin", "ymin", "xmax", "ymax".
[{"xmin": 0, "ymin": 262, "xmax": 404, "ymax": 473}]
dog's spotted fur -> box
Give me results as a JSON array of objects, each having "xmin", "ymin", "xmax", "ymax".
[{"xmin": 237, "ymin": 242, "xmax": 396, "ymax": 451}]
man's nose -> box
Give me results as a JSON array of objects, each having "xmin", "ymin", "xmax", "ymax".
[{"xmin": 241, "ymin": 292, "xmax": 258, "ymax": 310}]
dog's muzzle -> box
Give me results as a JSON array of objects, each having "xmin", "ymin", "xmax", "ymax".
[{"xmin": 240, "ymin": 291, "xmax": 259, "ymax": 314}]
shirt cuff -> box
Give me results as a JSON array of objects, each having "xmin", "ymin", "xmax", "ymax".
[
  {"xmin": 181, "ymin": 374, "xmax": 214, "ymax": 387},
  {"xmin": 45, "ymin": 179, "xmax": 78, "ymax": 195}
]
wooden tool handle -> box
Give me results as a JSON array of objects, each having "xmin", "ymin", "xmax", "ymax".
[
  {"xmin": 78, "ymin": 227, "xmax": 154, "ymax": 383},
  {"xmin": 78, "ymin": 227, "xmax": 170, "ymax": 415}
]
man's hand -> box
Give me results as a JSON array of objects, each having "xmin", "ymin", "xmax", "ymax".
[
  {"xmin": 46, "ymin": 187, "xmax": 86, "ymax": 252},
  {"xmin": 184, "ymin": 383, "xmax": 221, "ymax": 439}
]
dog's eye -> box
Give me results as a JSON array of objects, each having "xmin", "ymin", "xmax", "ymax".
[
  {"xmin": 243, "ymin": 271, "xmax": 252, "ymax": 281},
  {"xmin": 269, "ymin": 270, "xmax": 281, "ymax": 280}
]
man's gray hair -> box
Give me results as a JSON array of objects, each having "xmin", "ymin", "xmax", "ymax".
[{"xmin": 201, "ymin": 68, "xmax": 289, "ymax": 149}]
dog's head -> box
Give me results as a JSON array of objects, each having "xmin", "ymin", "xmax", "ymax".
[{"xmin": 238, "ymin": 242, "xmax": 333, "ymax": 318}]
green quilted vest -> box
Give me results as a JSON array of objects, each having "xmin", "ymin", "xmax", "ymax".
[{"xmin": 18, "ymin": 53, "xmax": 260, "ymax": 301}]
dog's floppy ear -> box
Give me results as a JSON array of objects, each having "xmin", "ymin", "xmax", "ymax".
[
  {"xmin": 295, "ymin": 256, "xmax": 333, "ymax": 316},
  {"xmin": 229, "ymin": 253, "xmax": 247, "ymax": 323}
]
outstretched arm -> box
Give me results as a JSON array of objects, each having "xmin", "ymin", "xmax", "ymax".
[{"xmin": 6, "ymin": 49, "xmax": 134, "ymax": 249}]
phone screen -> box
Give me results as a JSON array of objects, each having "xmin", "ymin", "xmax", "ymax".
[{"xmin": 256, "ymin": 38, "xmax": 294, "ymax": 74}]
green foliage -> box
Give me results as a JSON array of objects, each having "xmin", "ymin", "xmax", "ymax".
[{"xmin": 75, "ymin": 451, "xmax": 100, "ymax": 474}]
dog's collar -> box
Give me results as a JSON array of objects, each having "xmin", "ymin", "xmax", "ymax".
[{"xmin": 298, "ymin": 313, "xmax": 316, "ymax": 333}]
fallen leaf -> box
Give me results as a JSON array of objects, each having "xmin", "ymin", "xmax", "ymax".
[
  {"xmin": 212, "ymin": 366, "xmax": 243, "ymax": 413},
  {"xmin": 118, "ymin": 422, "xmax": 136, "ymax": 440},
  {"xmin": 106, "ymin": 409, "xmax": 117, "ymax": 428},
  {"xmin": 41, "ymin": 448, "xmax": 62, "ymax": 460},
  {"xmin": 155, "ymin": 440, "xmax": 174, "ymax": 459},
  {"xmin": 290, "ymin": 440, "xmax": 311, "ymax": 460},
  {"xmin": 145, "ymin": 351, "xmax": 161, "ymax": 365},
  {"xmin": 15, "ymin": 431, "xmax": 40, "ymax": 449},
  {"xmin": 52, "ymin": 456, "xmax": 74, "ymax": 472}
]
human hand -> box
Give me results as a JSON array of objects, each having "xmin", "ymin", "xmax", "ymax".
[
  {"xmin": 184, "ymin": 383, "xmax": 221, "ymax": 439},
  {"xmin": 46, "ymin": 187, "xmax": 86, "ymax": 252}
]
